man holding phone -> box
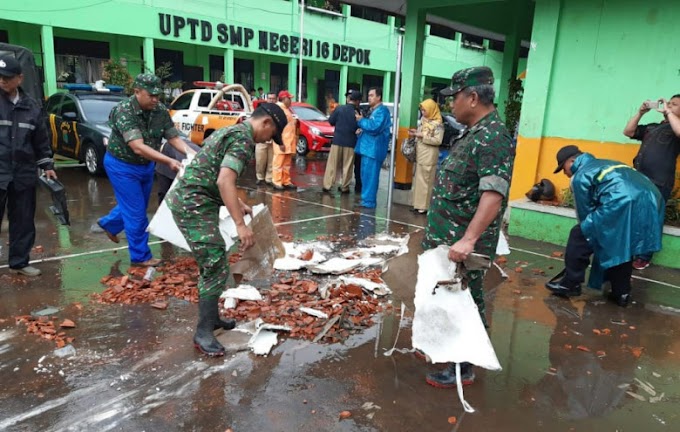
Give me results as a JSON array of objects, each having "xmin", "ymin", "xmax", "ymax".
[{"xmin": 623, "ymin": 95, "xmax": 680, "ymax": 269}]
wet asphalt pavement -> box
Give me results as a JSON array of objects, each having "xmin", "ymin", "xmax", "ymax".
[{"xmin": 1, "ymin": 155, "xmax": 680, "ymax": 431}]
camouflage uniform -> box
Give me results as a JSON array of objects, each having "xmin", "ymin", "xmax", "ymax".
[
  {"xmin": 98, "ymin": 74, "xmax": 179, "ymax": 264},
  {"xmin": 167, "ymin": 123, "xmax": 256, "ymax": 299},
  {"xmin": 425, "ymin": 67, "xmax": 515, "ymax": 325},
  {"xmin": 107, "ymin": 78, "xmax": 178, "ymax": 163}
]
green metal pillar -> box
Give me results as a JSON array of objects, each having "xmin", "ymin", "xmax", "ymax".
[
  {"xmin": 339, "ymin": 65, "xmax": 348, "ymax": 98},
  {"xmin": 224, "ymin": 49, "xmax": 234, "ymax": 83},
  {"xmin": 143, "ymin": 37, "xmax": 155, "ymax": 74},
  {"xmin": 383, "ymin": 71, "xmax": 392, "ymax": 102},
  {"xmin": 40, "ymin": 25, "xmax": 57, "ymax": 97},
  {"xmin": 288, "ymin": 57, "xmax": 298, "ymax": 97},
  {"xmin": 342, "ymin": 4, "xmax": 351, "ymax": 41},
  {"xmin": 498, "ymin": 0, "xmax": 528, "ymax": 121},
  {"xmin": 399, "ymin": 6, "xmax": 426, "ymax": 128},
  {"xmin": 508, "ymin": 0, "xmax": 562, "ymax": 199}
]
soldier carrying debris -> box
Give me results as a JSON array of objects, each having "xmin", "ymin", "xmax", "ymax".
[
  {"xmin": 422, "ymin": 66, "xmax": 515, "ymax": 388},
  {"xmin": 166, "ymin": 103, "xmax": 287, "ymax": 356}
]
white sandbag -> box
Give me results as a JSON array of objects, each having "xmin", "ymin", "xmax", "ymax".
[{"xmin": 148, "ymin": 184, "xmax": 263, "ymax": 251}]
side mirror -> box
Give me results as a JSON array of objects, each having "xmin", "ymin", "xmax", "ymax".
[{"xmin": 62, "ymin": 112, "xmax": 78, "ymax": 121}]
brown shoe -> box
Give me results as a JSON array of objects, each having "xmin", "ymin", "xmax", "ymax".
[
  {"xmin": 131, "ymin": 258, "xmax": 162, "ymax": 267},
  {"xmin": 97, "ymin": 221, "xmax": 119, "ymax": 244}
]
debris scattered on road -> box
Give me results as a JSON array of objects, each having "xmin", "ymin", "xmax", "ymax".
[
  {"xmin": 31, "ymin": 306, "xmax": 60, "ymax": 317},
  {"xmin": 15, "ymin": 315, "xmax": 75, "ymax": 347},
  {"xmin": 339, "ymin": 410, "xmax": 352, "ymax": 420},
  {"xmin": 222, "ymin": 285, "xmax": 263, "ymax": 301},
  {"xmin": 53, "ymin": 344, "xmax": 77, "ymax": 358},
  {"xmin": 448, "ymin": 416, "xmax": 457, "ymax": 424},
  {"xmin": 94, "ymin": 257, "xmax": 201, "ymax": 305}
]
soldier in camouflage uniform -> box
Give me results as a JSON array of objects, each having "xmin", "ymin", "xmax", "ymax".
[
  {"xmin": 422, "ymin": 66, "xmax": 515, "ymax": 388},
  {"xmin": 98, "ymin": 74, "xmax": 190, "ymax": 266},
  {"xmin": 166, "ymin": 103, "xmax": 287, "ymax": 356}
]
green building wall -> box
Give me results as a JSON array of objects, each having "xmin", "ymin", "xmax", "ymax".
[
  {"xmin": 510, "ymin": 0, "xmax": 680, "ymax": 201},
  {"xmin": 0, "ymin": 0, "xmax": 510, "ymax": 109}
]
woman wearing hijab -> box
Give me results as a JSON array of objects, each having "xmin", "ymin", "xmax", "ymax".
[{"xmin": 408, "ymin": 99, "xmax": 444, "ymax": 214}]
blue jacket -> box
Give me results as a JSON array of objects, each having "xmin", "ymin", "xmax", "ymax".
[
  {"xmin": 328, "ymin": 104, "xmax": 358, "ymax": 148},
  {"xmin": 355, "ymin": 104, "xmax": 392, "ymax": 161},
  {"xmin": 570, "ymin": 153, "xmax": 664, "ymax": 288}
]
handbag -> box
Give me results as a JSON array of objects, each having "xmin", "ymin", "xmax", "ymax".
[{"xmin": 401, "ymin": 137, "xmax": 417, "ymax": 163}]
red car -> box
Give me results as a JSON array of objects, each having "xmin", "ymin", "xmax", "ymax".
[{"xmin": 290, "ymin": 102, "xmax": 334, "ymax": 155}]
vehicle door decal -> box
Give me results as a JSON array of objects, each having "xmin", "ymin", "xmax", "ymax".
[
  {"xmin": 73, "ymin": 122, "xmax": 81, "ymax": 158},
  {"xmin": 49, "ymin": 114, "xmax": 58, "ymax": 151}
]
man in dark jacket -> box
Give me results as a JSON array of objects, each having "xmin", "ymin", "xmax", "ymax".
[
  {"xmin": 0, "ymin": 55, "xmax": 57, "ymax": 276},
  {"xmin": 323, "ymin": 90, "xmax": 361, "ymax": 193}
]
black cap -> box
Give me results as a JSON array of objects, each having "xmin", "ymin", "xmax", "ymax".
[
  {"xmin": 554, "ymin": 145, "xmax": 582, "ymax": 173},
  {"xmin": 0, "ymin": 55, "xmax": 22, "ymax": 77},
  {"xmin": 258, "ymin": 102, "xmax": 288, "ymax": 146},
  {"xmin": 347, "ymin": 90, "xmax": 362, "ymax": 101}
]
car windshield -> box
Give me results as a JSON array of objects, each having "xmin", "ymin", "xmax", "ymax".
[
  {"xmin": 292, "ymin": 106, "xmax": 327, "ymax": 121},
  {"xmin": 79, "ymin": 99, "xmax": 123, "ymax": 123}
]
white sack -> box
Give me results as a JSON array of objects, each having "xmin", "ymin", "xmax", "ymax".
[{"xmin": 411, "ymin": 245, "xmax": 501, "ymax": 371}]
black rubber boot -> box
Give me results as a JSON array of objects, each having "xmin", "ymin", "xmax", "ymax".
[
  {"xmin": 214, "ymin": 316, "xmax": 236, "ymax": 331},
  {"xmin": 425, "ymin": 362, "xmax": 475, "ymax": 389},
  {"xmin": 194, "ymin": 297, "xmax": 226, "ymax": 357}
]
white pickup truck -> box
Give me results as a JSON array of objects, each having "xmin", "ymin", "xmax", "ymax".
[{"xmin": 168, "ymin": 82, "xmax": 253, "ymax": 145}]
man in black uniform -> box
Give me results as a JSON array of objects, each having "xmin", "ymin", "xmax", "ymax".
[
  {"xmin": 0, "ymin": 55, "xmax": 57, "ymax": 276},
  {"xmin": 623, "ymin": 95, "xmax": 680, "ymax": 269}
]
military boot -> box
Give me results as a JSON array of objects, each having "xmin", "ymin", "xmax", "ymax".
[
  {"xmin": 425, "ymin": 362, "xmax": 475, "ymax": 389},
  {"xmin": 194, "ymin": 297, "xmax": 226, "ymax": 357},
  {"xmin": 214, "ymin": 314, "xmax": 236, "ymax": 331}
]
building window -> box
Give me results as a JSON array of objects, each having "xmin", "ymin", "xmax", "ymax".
[
  {"xmin": 362, "ymin": 74, "xmax": 383, "ymax": 99},
  {"xmin": 54, "ymin": 37, "xmax": 110, "ymax": 84},
  {"xmin": 209, "ymin": 54, "xmax": 224, "ymax": 82},
  {"xmin": 350, "ymin": 5, "xmax": 390, "ymax": 24},
  {"xmin": 520, "ymin": 46, "xmax": 529, "ymax": 58},
  {"xmin": 489, "ymin": 40, "xmax": 505, "ymax": 52},
  {"xmin": 269, "ymin": 62, "xmax": 288, "ymax": 95},
  {"xmin": 0, "ymin": 30, "xmax": 8, "ymax": 43},
  {"xmin": 430, "ymin": 24, "xmax": 456, "ymax": 40},
  {"xmin": 235, "ymin": 58, "xmax": 254, "ymax": 91}
]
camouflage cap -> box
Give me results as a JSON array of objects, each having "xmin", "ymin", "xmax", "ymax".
[
  {"xmin": 133, "ymin": 73, "xmax": 162, "ymax": 95},
  {"xmin": 440, "ymin": 66, "xmax": 495, "ymax": 96}
]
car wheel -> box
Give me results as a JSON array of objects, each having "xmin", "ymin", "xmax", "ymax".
[
  {"xmin": 297, "ymin": 136, "xmax": 309, "ymax": 156},
  {"xmin": 84, "ymin": 142, "xmax": 105, "ymax": 176}
]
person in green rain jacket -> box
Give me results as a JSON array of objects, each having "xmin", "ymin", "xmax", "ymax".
[{"xmin": 546, "ymin": 145, "xmax": 665, "ymax": 307}]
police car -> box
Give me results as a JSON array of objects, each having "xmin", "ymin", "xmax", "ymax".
[{"xmin": 44, "ymin": 83, "xmax": 126, "ymax": 175}]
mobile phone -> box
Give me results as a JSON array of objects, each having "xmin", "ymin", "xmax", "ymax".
[{"xmin": 646, "ymin": 100, "xmax": 662, "ymax": 110}]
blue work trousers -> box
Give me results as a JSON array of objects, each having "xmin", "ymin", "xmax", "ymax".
[
  {"xmin": 99, "ymin": 153, "xmax": 155, "ymax": 263},
  {"xmin": 360, "ymin": 156, "xmax": 382, "ymax": 208}
]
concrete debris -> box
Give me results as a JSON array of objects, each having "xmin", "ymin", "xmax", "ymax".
[
  {"xmin": 307, "ymin": 258, "xmax": 362, "ymax": 275},
  {"xmin": 222, "ymin": 271, "xmax": 388, "ymax": 344},
  {"xmin": 338, "ymin": 276, "xmax": 391, "ymax": 297},
  {"xmin": 626, "ymin": 391, "xmax": 646, "ymax": 402},
  {"xmin": 31, "ymin": 306, "xmax": 60, "ymax": 317},
  {"xmin": 222, "ymin": 297, "xmax": 238, "ymax": 310},
  {"xmin": 634, "ymin": 378, "xmax": 656, "ymax": 396},
  {"xmin": 53, "ymin": 344, "xmax": 77, "ymax": 358},
  {"xmin": 649, "ymin": 393, "xmax": 665, "ymax": 403},
  {"xmin": 273, "ymin": 257, "xmax": 309, "ymax": 271},
  {"xmin": 222, "ymin": 285, "xmax": 263, "ymax": 301},
  {"xmin": 299, "ymin": 307, "xmax": 329, "ymax": 319}
]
